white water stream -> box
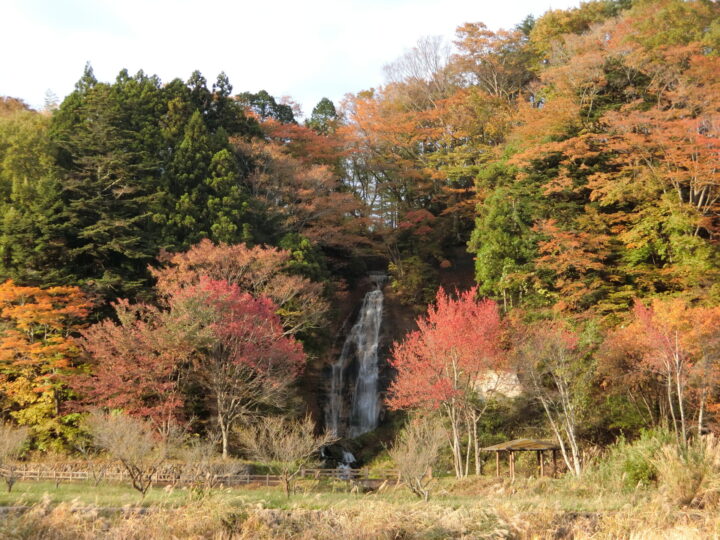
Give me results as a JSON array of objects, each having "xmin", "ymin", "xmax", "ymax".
[{"xmin": 326, "ymin": 275, "xmax": 385, "ymax": 437}]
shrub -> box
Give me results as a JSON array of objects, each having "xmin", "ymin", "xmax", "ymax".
[
  {"xmin": 236, "ymin": 415, "xmax": 336, "ymax": 498},
  {"xmin": 85, "ymin": 411, "xmax": 168, "ymax": 497},
  {"xmin": 620, "ymin": 430, "xmax": 672, "ymax": 488},
  {"xmin": 585, "ymin": 429, "xmax": 672, "ymax": 492}
]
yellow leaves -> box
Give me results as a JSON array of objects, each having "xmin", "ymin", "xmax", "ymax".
[
  {"xmin": 0, "ymin": 280, "xmax": 92, "ymax": 332},
  {"xmin": 5, "ymin": 376, "xmax": 40, "ymax": 404},
  {"xmin": 0, "ymin": 280, "xmax": 89, "ymax": 431}
]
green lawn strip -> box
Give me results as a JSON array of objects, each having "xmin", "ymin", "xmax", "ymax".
[{"xmin": 0, "ymin": 476, "xmax": 640, "ymax": 514}]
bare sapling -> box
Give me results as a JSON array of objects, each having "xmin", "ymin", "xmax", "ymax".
[
  {"xmin": 74, "ymin": 435, "xmax": 109, "ymax": 488},
  {"xmin": 0, "ymin": 423, "xmax": 29, "ymax": 492},
  {"xmin": 388, "ymin": 415, "xmax": 445, "ymax": 502},
  {"xmin": 237, "ymin": 415, "xmax": 337, "ymax": 498},
  {"xmin": 179, "ymin": 433, "xmax": 244, "ymax": 490},
  {"xmin": 85, "ymin": 410, "xmax": 168, "ymax": 497}
]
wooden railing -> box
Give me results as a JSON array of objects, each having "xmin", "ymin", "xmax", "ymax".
[
  {"xmin": 298, "ymin": 468, "xmax": 398, "ymax": 480},
  {"xmin": 0, "ymin": 465, "xmax": 399, "ymax": 488}
]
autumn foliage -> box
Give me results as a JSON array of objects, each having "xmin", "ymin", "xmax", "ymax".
[
  {"xmin": 601, "ymin": 298, "xmax": 720, "ymax": 443},
  {"xmin": 152, "ymin": 239, "xmax": 328, "ymax": 337},
  {"xmin": 170, "ymin": 277, "xmax": 306, "ymax": 457},
  {"xmin": 387, "ymin": 287, "xmax": 503, "ymax": 411},
  {"xmin": 387, "ymin": 287, "xmax": 506, "ymax": 477},
  {"xmin": 78, "ymin": 299, "xmax": 191, "ymax": 435},
  {"xmin": 0, "ymin": 280, "xmax": 91, "ymax": 448},
  {"xmin": 79, "ymin": 273, "xmax": 306, "ymax": 453},
  {"xmin": 2, "ymin": 0, "xmax": 720, "ymax": 468}
]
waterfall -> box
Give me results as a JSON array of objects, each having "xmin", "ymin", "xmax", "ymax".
[{"xmin": 327, "ymin": 274, "xmax": 385, "ymax": 437}]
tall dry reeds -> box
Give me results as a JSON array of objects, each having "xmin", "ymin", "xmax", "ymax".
[
  {"xmin": 653, "ymin": 434, "xmax": 720, "ymax": 508},
  {"xmin": 0, "ymin": 498, "xmax": 512, "ymax": 539}
]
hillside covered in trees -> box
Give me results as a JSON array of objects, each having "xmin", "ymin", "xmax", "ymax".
[{"xmin": 1, "ymin": 0, "xmax": 720, "ymax": 477}]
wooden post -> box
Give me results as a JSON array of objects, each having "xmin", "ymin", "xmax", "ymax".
[
  {"xmin": 539, "ymin": 451, "xmax": 544, "ymax": 477},
  {"xmin": 509, "ymin": 451, "xmax": 515, "ymax": 480},
  {"xmin": 495, "ymin": 452, "xmax": 500, "ymax": 477},
  {"xmin": 552, "ymin": 449, "xmax": 557, "ymax": 477}
]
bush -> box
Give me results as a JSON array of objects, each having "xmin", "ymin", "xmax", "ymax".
[
  {"xmin": 85, "ymin": 411, "xmax": 168, "ymax": 497},
  {"xmin": 620, "ymin": 430, "xmax": 672, "ymax": 488},
  {"xmin": 585, "ymin": 429, "xmax": 673, "ymax": 491}
]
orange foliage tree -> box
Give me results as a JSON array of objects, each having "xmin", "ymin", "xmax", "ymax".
[
  {"xmin": 233, "ymin": 136, "xmax": 371, "ymax": 258},
  {"xmin": 0, "ymin": 280, "xmax": 91, "ymax": 449},
  {"xmin": 601, "ymin": 298, "xmax": 720, "ymax": 445}
]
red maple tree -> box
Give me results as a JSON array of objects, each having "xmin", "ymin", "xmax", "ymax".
[
  {"xmin": 386, "ymin": 287, "xmax": 506, "ymax": 477},
  {"xmin": 170, "ymin": 277, "xmax": 306, "ymax": 458},
  {"xmin": 78, "ymin": 299, "xmax": 192, "ymax": 437}
]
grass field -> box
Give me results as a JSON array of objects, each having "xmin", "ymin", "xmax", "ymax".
[
  {"xmin": 0, "ymin": 474, "xmax": 642, "ymax": 510},
  {"xmin": 1, "ymin": 475, "xmax": 711, "ymax": 539}
]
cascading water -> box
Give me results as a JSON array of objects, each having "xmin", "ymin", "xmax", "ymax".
[
  {"xmin": 348, "ymin": 284, "xmax": 383, "ymax": 437},
  {"xmin": 326, "ymin": 274, "xmax": 385, "ymax": 437}
]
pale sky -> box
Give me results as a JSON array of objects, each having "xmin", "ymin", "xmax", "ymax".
[{"xmin": 2, "ymin": 0, "xmax": 581, "ymax": 117}]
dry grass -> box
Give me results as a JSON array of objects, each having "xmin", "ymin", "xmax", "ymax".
[
  {"xmin": 0, "ymin": 497, "xmax": 511, "ymax": 539},
  {"xmin": 652, "ymin": 435, "xmax": 720, "ymax": 508},
  {"xmin": 4, "ymin": 436, "xmax": 720, "ymax": 539},
  {"xmin": 6, "ymin": 493, "xmax": 720, "ymax": 539}
]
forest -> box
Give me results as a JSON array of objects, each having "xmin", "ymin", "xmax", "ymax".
[{"xmin": 1, "ymin": 0, "xmax": 720, "ymax": 537}]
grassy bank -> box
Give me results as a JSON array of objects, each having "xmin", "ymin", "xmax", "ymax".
[
  {"xmin": 0, "ymin": 475, "xmax": 642, "ymax": 511},
  {"xmin": 0, "ymin": 474, "xmax": 717, "ymax": 538}
]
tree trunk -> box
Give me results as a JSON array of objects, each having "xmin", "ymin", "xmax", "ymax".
[
  {"xmin": 464, "ymin": 416, "xmax": 472, "ymax": 478},
  {"xmin": 219, "ymin": 415, "xmax": 229, "ymax": 459},
  {"xmin": 674, "ymin": 351, "xmax": 687, "ymax": 447},
  {"xmin": 698, "ymin": 387, "xmax": 706, "ymax": 436},
  {"xmin": 665, "ymin": 369, "xmax": 680, "ymax": 447},
  {"xmin": 472, "ymin": 410, "xmax": 481, "ymax": 476},
  {"xmin": 445, "ymin": 403, "xmax": 464, "ymax": 478},
  {"xmin": 283, "ymin": 475, "xmax": 291, "ymax": 499}
]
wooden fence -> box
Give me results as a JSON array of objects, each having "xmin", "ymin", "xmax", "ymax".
[{"xmin": 0, "ymin": 465, "xmax": 399, "ymax": 489}]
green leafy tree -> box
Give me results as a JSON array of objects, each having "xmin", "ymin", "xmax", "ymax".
[
  {"xmin": 0, "ymin": 109, "xmax": 68, "ymax": 287},
  {"xmin": 306, "ymin": 97, "xmax": 337, "ymax": 134},
  {"xmin": 236, "ymin": 90, "xmax": 295, "ymax": 123},
  {"xmin": 165, "ymin": 110, "xmax": 213, "ymax": 245}
]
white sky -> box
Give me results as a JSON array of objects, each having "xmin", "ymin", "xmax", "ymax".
[{"xmin": 2, "ymin": 0, "xmax": 581, "ymax": 117}]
